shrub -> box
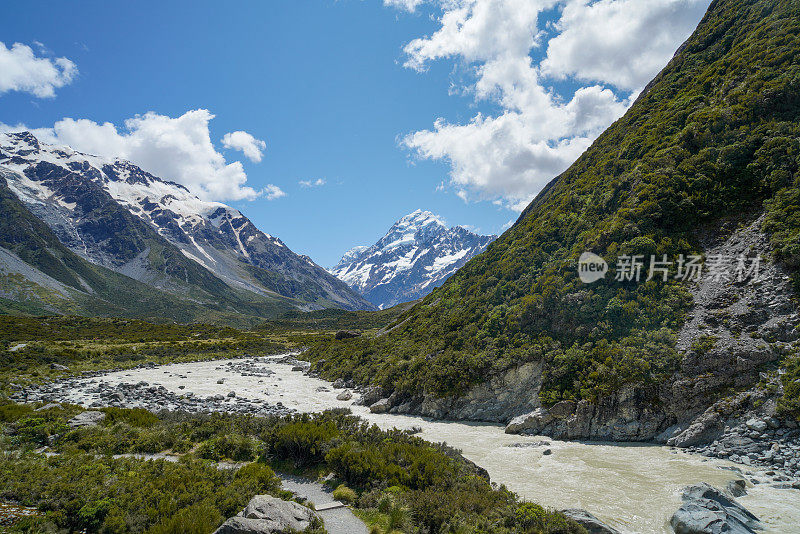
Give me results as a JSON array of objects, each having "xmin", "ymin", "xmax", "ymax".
[{"xmin": 333, "ymin": 484, "xmax": 357, "ymax": 503}]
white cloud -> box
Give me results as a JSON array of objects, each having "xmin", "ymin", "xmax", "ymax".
[
  {"xmin": 3, "ymin": 110, "xmax": 280, "ymax": 202},
  {"xmin": 299, "ymin": 178, "xmax": 326, "ymax": 188},
  {"xmin": 0, "ymin": 41, "xmax": 77, "ymax": 98},
  {"xmin": 263, "ymin": 184, "xmax": 286, "ymax": 200},
  {"xmin": 221, "ymin": 130, "xmax": 266, "ymax": 162},
  {"xmin": 540, "ymin": 0, "xmax": 711, "ymax": 90},
  {"xmin": 396, "ymin": 0, "xmax": 709, "ymax": 211},
  {"xmin": 384, "ymin": 0, "xmax": 426, "ymax": 12}
]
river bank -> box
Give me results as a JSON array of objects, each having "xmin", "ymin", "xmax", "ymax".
[{"xmin": 13, "ymin": 354, "xmax": 800, "ymax": 533}]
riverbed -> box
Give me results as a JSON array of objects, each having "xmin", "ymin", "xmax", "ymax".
[{"xmin": 54, "ymin": 355, "xmax": 800, "ymax": 533}]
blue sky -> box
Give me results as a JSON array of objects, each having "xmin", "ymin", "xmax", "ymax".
[{"xmin": 0, "ymin": 0, "xmax": 710, "ymax": 266}]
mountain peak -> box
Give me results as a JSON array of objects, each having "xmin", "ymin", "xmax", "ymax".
[{"xmin": 331, "ymin": 210, "xmax": 496, "ymax": 309}]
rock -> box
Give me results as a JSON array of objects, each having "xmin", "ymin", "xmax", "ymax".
[
  {"xmin": 332, "ymin": 378, "xmax": 345, "ymax": 389},
  {"xmin": 560, "ymin": 508, "xmax": 620, "ymax": 534},
  {"xmin": 217, "ymin": 379, "xmax": 226, "ymax": 384},
  {"xmin": 505, "ymin": 408, "xmax": 552, "ymax": 435},
  {"xmin": 549, "ymin": 400, "xmax": 576, "ymax": 419},
  {"xmin": 50, "ymin": 363, "xmax": 69, "ymax": 371},
  {"xmin": 291, "ymin": 365, "xmax": 305, "ymax": 372},
  {"xmin": 213, "ymin": 495, "xmax": 318, "ymax": 534},
  {"xmin": 336, "ymin": 390, "xmax": 353, "ymax": 401},
  {"xmin": 745, "ymin": 418, "xmax": 768, "ymax": 432},
  {"xmin": 369, "ymin": 398, "xmax": 391, "ymax": 413},
  {"xmin": 726, "ymin": 479, "xmax": 747, "ymax": 498},
  {"xmin": 359, "ymin": 386, "xmax": 385, "ymax": 406},
  {"xmin": 670, "ymin": 483, "xmax": 761, "ymax": 534},
  {"xmin": 35, "ymin": 402, "xmax": 62, "ymax": 411},
  {"xmin": 227, "ymin": 391, "xmax": 237, "ymax": 398},
  {"xmin": 68, "ymin": 411, "xmax": 106, "ymax": 428},
  {"xmin": 334, "ymin": 330, "xmax": 361, "ymax": 340},
  {"xmin": 542, "ymin": 448, "xmax": 552, "ymax": 456}
]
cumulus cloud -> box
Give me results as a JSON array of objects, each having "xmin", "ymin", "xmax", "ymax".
[
  {"xmin": 540, "ymin": 0, "xmax": 711, "ymax": 90},
  {"xmin": 396, "ymin": 0, "xmax": 710, "ymax": 211},
  {"xmin": 0, "ymin": 41, "xmax": 77, "ymax": 98},
  {"xmin": 299, "ymin": 178, "xmax": 326, "ymax": 188},
  {"xmin": 3, "ymin": 110, "xmax": 280, "ymax": 202},
  {"xmin": 221, "ymin": 130, "xmax": 266, "ymax": 162}
]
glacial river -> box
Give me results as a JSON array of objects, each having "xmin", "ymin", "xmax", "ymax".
[{"xmin": 60, "ymin": 355, "xmax": 800, "ymax": 533}]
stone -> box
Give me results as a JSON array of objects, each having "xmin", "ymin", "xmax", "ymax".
[
  {"xmin": 50, "ymin": 363, "xmax": 69, "ymax": 371},
  {"xmin": 726, "ymin": 479, "xmax": 747, "ymax": 498},
  {"xmin": 217, "ymin": 378, "xmax": 226, "ymax": 384},
  {"xmin": 228, "ymin": 391, "xmax": 237, "ymax": 398},
  {"xmin": 745, "ymin": 418, "xmax": 768, "ymax": 432},
  {"xmin": 213, "ymin": 495, "xmax": 318, "ymax": 534},
  {"xmin": 560, "ymin": 509, "xmax": 620, "ymax": 534},
  {"xmin": 505, "ymin": 408, "xmax": 552, "ymax": 435},
  {"xmin": 542, "ymin": 448, "xmax": 552, "ymax": 456},
  {"xmin": 68, "ymin": 411, "xmax": 106, "ymax": 428},
  {"xmin": 35, "ymin": 402, "xmax": 62, "ymax": 411},
  {"xmin": 670, "ymin": 483, "xmax": 761, "ymax": 534},
  {"xmin": 369, "ymin": 398, "xmax": 391, "ymax": 413},
  {"xmin": 359, "ymin": 386, "xmax": 385, "ymax": 406},
  {"xmin": 549, "ymin": 400, "xmax": 576, "ymax": 419},
  {"xmin": 336, "ymin": 390, "xmax": 353, "ymax": 401}
]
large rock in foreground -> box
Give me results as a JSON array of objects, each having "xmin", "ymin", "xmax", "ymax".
[
  {"xmin": 213, "ymin": 495, "xmax": 319, "ymax": 534},
  {"xmin": 670, "ymin": 483, "xmax": 761, "ymax": 534},
  {"xmin": 68, "ymin": 411, "xmax": 106, "ymax": 428},
  {"xmin": 560, "ymin": 508, "xmax": 620, "ymax": 534}
]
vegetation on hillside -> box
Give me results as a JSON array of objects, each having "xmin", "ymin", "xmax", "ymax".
[{"xmin": 305, "ymin": 0, "xmax": 800, "ymax": 408}]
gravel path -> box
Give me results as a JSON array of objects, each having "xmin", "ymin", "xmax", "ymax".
[{"xmin": 280, "ymin": 475, "xmax": 368, "ymax": 534}]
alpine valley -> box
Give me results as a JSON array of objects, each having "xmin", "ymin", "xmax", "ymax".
[
  {"xmin": 330, "ymin": 210, "xmax": 495, "ymax": 309},
  {"xmin": 0, "ymin": 132, "xmax": 374, "ymax": 325}
]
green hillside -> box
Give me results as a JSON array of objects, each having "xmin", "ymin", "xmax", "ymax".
[{"xmin": 306, "ymin": 0, "xmax": 800, "ymax": 407}]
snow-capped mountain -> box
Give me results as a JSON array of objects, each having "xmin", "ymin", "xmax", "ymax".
[
  {"xmin": 330, "ymin": 210, "xmax": 496, "ymax": 309},
  {"xmin": 0, "ymin": 131, "xmax": 373, "ymax": 313}
]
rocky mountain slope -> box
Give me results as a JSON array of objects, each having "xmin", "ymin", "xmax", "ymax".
[
  {"xmin": 330, "ymin": 210, "xmax": 495, "ymax": 309},
  {"xmin": 0, "ymin": 132, "xmax": 373, "ymax": 320},
  {"xmin": 307, "ymin": 0, "xmax": 800, "ymax": 448}
]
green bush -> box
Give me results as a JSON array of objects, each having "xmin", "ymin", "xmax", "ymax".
[{"xmin": 332, "ymin": 484, "xmax": 357, "ymax": 503}]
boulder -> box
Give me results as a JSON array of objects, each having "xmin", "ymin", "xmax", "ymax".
[
  {"xmin": 561, "ymin": 509, "xmax": 620, "ymax": 534},
  {"xmin": 359, "ymin": 386, "xmax": 385, "ymax": 406},
  {"xmin": 549, "ymin": 400, "xmax": 576, "ymax": 419},
  {"xmin": 213, "ymin": 495, "xmax": 318, "ymax": 534},
  {"xmin": 505, "ymin": 408, "xmax": 552, "ymax": 435},
  {"xmin": 670, "ymin": 483, "xmax": 761, "ymax": 534},
  {"xmin": 369, "ymin": 398, "xmax": 391, "ymax": 413},
  {"xmin": 68, "ymin": 411, "xmax": 106, "ymax": 428},
  {"xmin": 336, "ymin": 390, "xmax": 353, "ymax": 401},
  {"xmin": 745, "ymin": 418, "xmax": 768, "ymax": 432},
  {"xmin": 726, "ymin": 479, "xmax": 747, "ymax": 498}
]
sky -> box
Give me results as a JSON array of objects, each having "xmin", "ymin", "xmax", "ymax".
[{"xmin": 0, "ymin": 0, "xmax": 711, "ymax": 267}]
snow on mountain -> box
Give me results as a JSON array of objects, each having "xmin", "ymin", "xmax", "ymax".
[
  {"xmin": 0, "ymin": 131, "xmax": 372, "ymax": 311},
  {"xmin": 330, "ymin": 209, "xmax": 496, "ymax": 309}
]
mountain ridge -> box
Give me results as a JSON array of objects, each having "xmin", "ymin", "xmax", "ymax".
[{"xmin": 0, "ymin": 131, "xmax": 374, "ymax": 320}]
